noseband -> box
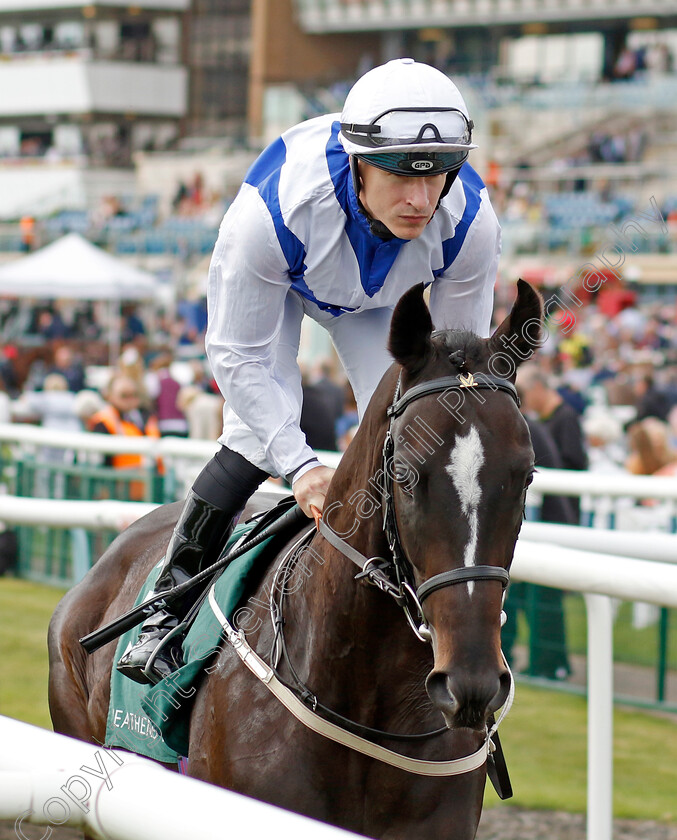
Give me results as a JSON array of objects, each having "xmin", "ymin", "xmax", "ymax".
[{"xmin": 320, "ymin": 371, "xmax": 519, "ymax": 642}]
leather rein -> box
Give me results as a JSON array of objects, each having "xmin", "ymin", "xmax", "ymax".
[{"xmin": 211, "ymin": 371, "xmax": 520, "ymax": 777}]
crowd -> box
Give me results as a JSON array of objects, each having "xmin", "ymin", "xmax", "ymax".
[{"xmin": 2, "ymin": 277, "xmax": 677, "ymax": 675}]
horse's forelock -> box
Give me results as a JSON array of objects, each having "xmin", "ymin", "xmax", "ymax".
[{"xmin": 433, "ymin": 331, "xmax": 489, "ymax": 373}]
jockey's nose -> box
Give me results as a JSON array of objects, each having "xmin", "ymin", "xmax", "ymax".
[{"xmin": 404, "ymin": 178, "xmax": 432, "ymax": 210}]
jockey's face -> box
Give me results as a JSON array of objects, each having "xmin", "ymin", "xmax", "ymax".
[{"xmin": 357, "ymin": 159, "xmax": 446, "ymax": 240}]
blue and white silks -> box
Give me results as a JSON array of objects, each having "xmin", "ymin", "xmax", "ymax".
[{"xmin": 205, "ymin": 114, "xmax": 501, "ymax": 481}]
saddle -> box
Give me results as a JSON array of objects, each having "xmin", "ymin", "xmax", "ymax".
[{"xmin": 105, "ymin": 495, "xmax": 312, "ymax": 762}]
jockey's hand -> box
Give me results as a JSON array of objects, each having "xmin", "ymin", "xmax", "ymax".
[{"xmin": 292, "ymin": 465, "xmax": 335, "ymax": 518}]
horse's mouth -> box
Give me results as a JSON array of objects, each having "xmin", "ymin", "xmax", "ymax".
[{"xmin": 427, "ymin": 669, "xmax": 511, "ymax": 731}]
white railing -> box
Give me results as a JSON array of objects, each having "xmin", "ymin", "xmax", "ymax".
[
  {"xmin": 514, "ymin": 542, "xmax": 677, "ymax": 840},
  {"xmin": 1, "ymin": 485, "xmax": 676, "ymax": 840},
  {"xmin": 0, "ymin": 715, "xmax": 365, "ymax": 840},
  {"xmin": 3, "ymin": 424, "xmax": 677, "ymax": 839},
  {"xmin": 2, "ymin": 422, "xmax": 677, "ymax": 502}
]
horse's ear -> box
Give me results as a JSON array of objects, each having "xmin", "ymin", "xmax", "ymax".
[
  {"xmin": 488, "ymin": 279, "xmax": 544, "ymax": 375},
  {"xmin": 388, "ymin": 284, "xmax": 434, "ymax": 375}
]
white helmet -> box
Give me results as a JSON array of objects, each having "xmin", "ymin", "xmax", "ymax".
[{"xmin": 339, "ymin": 58, "xmax": 477, "ymax": 176}]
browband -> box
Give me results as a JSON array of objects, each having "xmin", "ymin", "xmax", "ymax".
[{"xmin": 387, "ymin": 372, "xmax": 519, "ymax": 419}]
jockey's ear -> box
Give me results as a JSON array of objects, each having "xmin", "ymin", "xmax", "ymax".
[
  {"xmin": 389, "ymin": 283, "xmax": 434, "ymax": 375},
  {"xmin": 488, "ymin": 279, "xmax": 544, "ymax": 375}
]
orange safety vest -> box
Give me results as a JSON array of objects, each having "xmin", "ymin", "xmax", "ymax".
[{"xmin": 88, "ymin": 405, "xmax": 161, "ymax": 499}]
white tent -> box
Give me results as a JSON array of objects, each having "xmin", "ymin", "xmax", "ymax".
[
  {"xmin": 0, "ymin": 232, "xmax": 159, "ymax": 300},
  {"xmin": 0, "ymin": 233, "xmax": 163, "ymax": 362}
]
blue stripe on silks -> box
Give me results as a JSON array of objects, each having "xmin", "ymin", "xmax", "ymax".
[
  {"xmin": 433, "ymin": 164, "xmax": 484, "ymax": 278},
  {"xmin": 244, "ymin": 136, "xmax": 307, "ymax": 285},
  {"xmin": 327, "ymin": 121, "xmax": 406, "ymax": 299},
  {"xmin": 246, "ymin": 133, "xmax": 353, "ymax": 317}
]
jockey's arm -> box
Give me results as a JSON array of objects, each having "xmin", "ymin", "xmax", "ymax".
[{"xmin": 205, "ymin": 187, "xmax": 322, "ymax": 494}]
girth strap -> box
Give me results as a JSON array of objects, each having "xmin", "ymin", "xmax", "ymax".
[{"xmin": 417, "ymin": 566, "xmax": 511, "ymax": 604}]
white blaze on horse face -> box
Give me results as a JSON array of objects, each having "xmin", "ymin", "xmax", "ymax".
[{"xmin": 446, "ymin": 425, "xmax": 485, "ymax": 594}]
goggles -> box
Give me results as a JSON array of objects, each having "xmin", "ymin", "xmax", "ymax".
[{"xmin": 340, "ymin": 107, "xmax": 474, "ymax": 152}]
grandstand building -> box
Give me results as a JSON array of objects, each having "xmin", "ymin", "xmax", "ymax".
[
  {"xmin": 0, "ymin": 0, "xmax": 675, "ymax": 298},
  {"xmin": 0, "ymin": 0, "xmax": 189, "ymax": 218}
]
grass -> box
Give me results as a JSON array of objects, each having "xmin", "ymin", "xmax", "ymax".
[
  {"xmin": 485, "ymin": 684, "xmax": 677, "ymax": 822},
  {"xmin": 0, "ymin": 577, "xmax": 67, "ymax": 729},
  {"xmin": 513, "ymin": 590, "xmax": 677, "ymax": 670},
  {"xmin": 566, "ymin": 596, "xmax": 677, "ymax": 669},
  {"xmin": 1, "ymin": 578, "xmax": 676, "ymax": 823}
]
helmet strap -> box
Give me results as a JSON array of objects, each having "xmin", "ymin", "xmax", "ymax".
[
  {"xmin": 439, "ymin": 168, "xmax": 460, "ymax": 202},
  {"xmin": 350, "ymin": 155, "xmax": 396, "ymax": 240},
  {"xmin": 428, "ymin": 168, "xmax": 461, "ymax": 223}
]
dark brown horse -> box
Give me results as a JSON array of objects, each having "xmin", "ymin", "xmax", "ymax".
[{"xmin": 49, "ymin": 280, "xmax": 543, "ymax": 840}]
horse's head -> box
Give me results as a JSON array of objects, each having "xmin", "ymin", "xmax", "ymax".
[{"xmin": 384, "ymin": 279, "xmax": 543, "ymax": 730}]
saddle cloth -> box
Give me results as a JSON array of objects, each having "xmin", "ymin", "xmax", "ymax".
[{"xmin": 105, "ymin": 506, "xmax": 296, "ymax": 762}]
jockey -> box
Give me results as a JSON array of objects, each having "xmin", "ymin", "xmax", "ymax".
[{"xmin": 118, "ymin": 57, "xmax": 501, "ymax": 685}]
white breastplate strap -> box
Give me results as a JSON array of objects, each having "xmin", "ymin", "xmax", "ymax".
[{"xmin": 208, "ymin": 586, "xmax": 512, "ymax": 777}]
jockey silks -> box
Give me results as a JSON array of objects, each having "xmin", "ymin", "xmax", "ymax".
[{"xmin": 205, "ymin": 113, "xmax": 500, "ymax": 483}]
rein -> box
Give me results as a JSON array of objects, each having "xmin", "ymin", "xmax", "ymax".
[{"xmin": 213, "ymin": 370, "xmax": 519, "ymax": 777}]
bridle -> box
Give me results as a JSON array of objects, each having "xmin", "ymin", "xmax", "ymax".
[
  {"xmin": 212, "ymin": 369, "xmax": 521, "ymax": 778},
  {"xmin": 319, "ymin": 370, "xmax": 519, "ymax": 642}
]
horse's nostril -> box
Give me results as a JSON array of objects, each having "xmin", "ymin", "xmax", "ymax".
[
  {"xmin": 427, "ymin": 668, "xmax": 509, "ymax": 729},
  {"xmin": 489, "ymin": 670, "xmax": 512, "ymax": 715},
  {"xmin": 426, "ymin": 671, "xmax": 458, "ymax": 721}
]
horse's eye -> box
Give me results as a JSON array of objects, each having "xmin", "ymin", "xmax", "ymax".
[{"xmin": 524, "ymin": 471, "xmax": 535, "ymax": 489}]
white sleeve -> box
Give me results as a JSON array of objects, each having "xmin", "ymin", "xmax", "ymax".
[
  {"xmin": 205, "ymin": 185, "xmax": 317, "ymax": 479},
  {"xmin": 428, "ymin": 191, "xmax": 501, "ymax": 338}
]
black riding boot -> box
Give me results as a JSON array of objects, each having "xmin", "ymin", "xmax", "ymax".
[
  {"xmin": 116, "ymin": 489, "xmax": 235, "ymax": 685},
  {"xmin": 117, "ymin": 446, "xmax": 268, "ymax": 685}
]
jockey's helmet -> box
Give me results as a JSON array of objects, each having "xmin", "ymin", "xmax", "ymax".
[{"xmin": 338, "ymin": 58, "xmax": 476, "ymax": 178}]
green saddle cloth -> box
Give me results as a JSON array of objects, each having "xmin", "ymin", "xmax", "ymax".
[{"xmin": 106, "ymin": 520, "xmax": 274, "ymax": 762}]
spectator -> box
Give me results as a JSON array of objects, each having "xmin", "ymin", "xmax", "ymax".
[
  {"xmin": 145, "ymin": 351, "xmax": 189, "ymax": 438},
  {"xmin": 121, "ymin": 305, "xmax": 147, "ymax": 345},
  {"xmin": 0, "ymin": 370, "xmax": 11, "ymax": 424},
  {"xmin": 311, "ymin": 360, "xmax": 346, "ymax": 432},
  {"xmin": 87, "ymin": 373, "xmax": 160, "ymax": 500},
  {"xmin": 19, "ymin": 215, "xmax": 36, "ymax": 252},
  {"xmin": 19, "ymin": 373, "xmax": 81, "ymax": 436},
  {"xmin": 632, "ymin": 374, "xmax": 671, "ymax": 424},
  {"xmin": 48, "ymin": 345, "xmax": 85, "ymax": 393},
  {"xmin": 115, "ymin": 345, "xmax": 151, "ymax": 410},
  {"xmin": 517, "ymin": 363, "xmax": 588, "ymax": 522},
  {"xmin": 582, "ymin": 410, "xmax": 625, "ymax": 474},
  {"xmin": 176, "ymin": 385, "xmax": 223, "ymax": 440},
  {"xmin": 15, "ymin": 373, "xmax": 82, "ymax": 494},
  {"xmin": 300, "ymin": 376, "xmax": 339, "ymax": 453},
  {"xmin": 625, "ymin": 417, "xmax": 677, "ymax": 478},
  {"xmin": 36, "ymin": 309, "xmax": 70, "ymax": 341},
  {"xmin": 335, "ymin": 383, "xmax": 359, "ymax": 452},
  {"xmin": 73, "ymin": 389, "xmax": 106, "ymax": 429},
  {"xmin": 176, "ymin": 385, "xmax": 223, "ymax": 441}
]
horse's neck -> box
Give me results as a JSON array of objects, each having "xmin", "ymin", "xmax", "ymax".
[
  {"xmin": 279, "ymin": 409, "xmax": 438, "ymax": 734},
  {"xmin": 282, "ymin": 533, "xmax": 437, "ymax": 735}
]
